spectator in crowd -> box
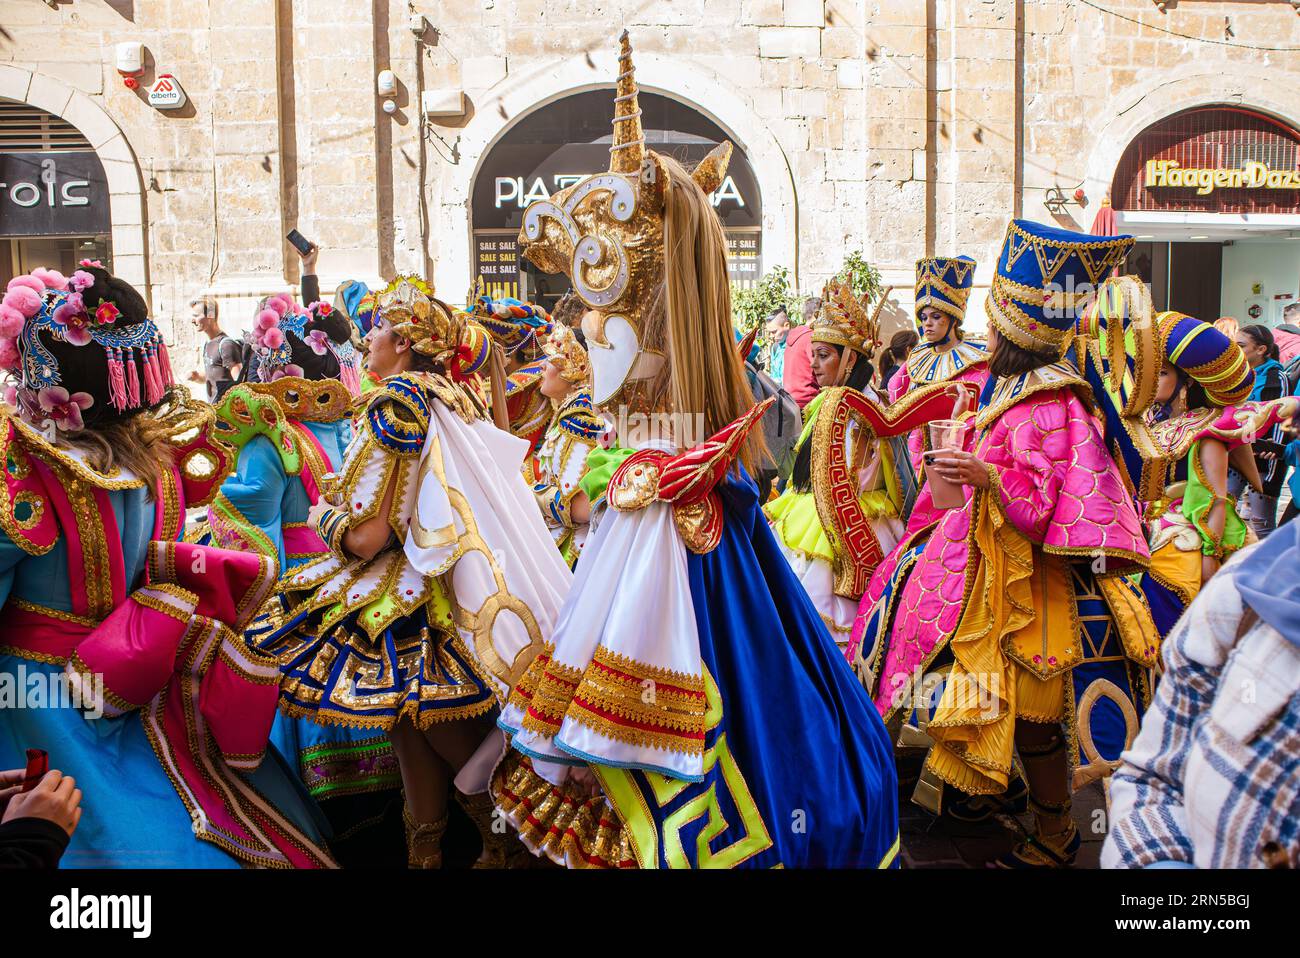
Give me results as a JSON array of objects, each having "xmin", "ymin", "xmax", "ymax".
[
  {"xmin": 1214, "ymin": 316, "xmax": 1240, "ymax": 338},
  {"xmin": 0, "ymin": 769, "xmax": 83, "ymax": 869},
  {"xmin": 296, "ymin": 238, "xmax": 322, "ymax": 305},
  {"xmin": 877, "ymin": 328, "xmax": 919, "ymax": 393},
  {"xmin": 1277, "ymin": 303, "xmax": 1300, "ymax": 392},
  {"xmin": 188, "ymin": 295, "xmax": 242, "ymax": 401},
  {"xmin": 1233, "ymin": 324, "xmax": 1287, "ymax": 538},
  {"xmin": 782, "ymin": 296, "xmax": 822, "ymax": 408},
  {"xmin": 764, "ymin": 306, "xmax": 791, "ymax": 379},
  {"xmin": 1103, "ymin": 519, "xmax": 1300, "ymax": 869}
]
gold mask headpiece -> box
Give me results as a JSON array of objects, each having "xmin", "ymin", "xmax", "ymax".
[
  {"xmin": 518, "ymin": 30, "xmax": 733, "ymax": 406},
  {"xmin": 380, "ymin": 275, "xmax": 463, "ymax": 360}
]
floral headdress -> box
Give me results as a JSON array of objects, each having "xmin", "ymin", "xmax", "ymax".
[
  {"xmin": 249, "ymin": 295, "xmax": 363, "ymax": 395},
  {"xmin": 540, "ymin": 322, "xmax": 591, "ymax": 386},
  {"xmin": 0, "ymin": 261, "xmax": 174, "ymax": 432}
]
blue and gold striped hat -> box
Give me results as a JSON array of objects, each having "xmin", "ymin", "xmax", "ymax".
[
  {"xmin": 1158, "ymin": 312, "xmax": 1254, "ymax": 407},
  {"xmin": 987, "ymin": 219, "xmax": 1134, "ymax": 356},
  {"xmin": 914, "ymin": 255, "xmax": 976, "ymax": 327}
]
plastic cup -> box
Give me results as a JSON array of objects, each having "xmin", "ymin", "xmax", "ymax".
[{"xmin": 925, "ymin": 419, "xmax": 970, "ymax": 509}]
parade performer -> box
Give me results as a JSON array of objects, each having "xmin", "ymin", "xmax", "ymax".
[
  {"xmin": 0, "ymin": 264, "xmax": 333, "ymax": 867},
  {"xmin": 853, "ymin": 221, "xmax": 1156, "ymax": 867},
  {"xmin": 1137, "ymin": 310, "xmax": 1294, "ymax": 635},
  {"xmin": 207, "ymin": 296, "xmax": 400, "ymax": 804},
  {"xmin": 525, "ymin": 322, "xmax": 602, "ymax": 565},
  {"xmin": 896, "ymin": 256, "xmax": 988, "ymax": 517},
  {"xmin": 255, "ymin": 275, "xmax": 571, "ymax": 868},
  {"xmin": 763, "ymin": 279, "xmax": 961, "ymax": 650},
  {"xmin": 493, "ymin": 32, "xmax": 899, "ymax": 870},
  {"xmin": 469, "ymin": 291, "xmax": 552, "ymax": 456}
]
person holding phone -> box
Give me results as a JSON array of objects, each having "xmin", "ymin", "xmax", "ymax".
[{"xmin": 288, "ymin": 230, "xmax": 323, "ymax": 306}]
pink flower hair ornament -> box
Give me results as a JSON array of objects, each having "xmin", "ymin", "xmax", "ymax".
[
  {"xmin": 37, "ymin": 386, "xmax": 94, "ymax": 432},
  {"xmin": 0, "ymin": 306, "xmax": 25, "ymax": 339},
  {"xmin": 0, "ymin": 338, "xmax": 20, "ymax": 372},
  {"xmin": 78, "ymin": 259, "xmax": 104, "ymax": 269},
  {"xmin": 30, "ymin": 268, "xmax": 68, "ymax": 291},
  {"xmin": 94, "ymin": 301, "xmax": 120, "ymax": 325},
  {"xmin": 70, "ymin": 270, "xmax": 95, "ymax": 292},
  {"xmin": 2, "ymin": 285, "xmax": 42, "ymax": 319},
  {"xmin": 51, "ymin": 294, "xmax": 93, "ymax": 346},
  {"xmin": 304, "ymin": 328, "xmax": 331, "ymax": 355},
  {"xmin": 270, "ymin": 364, "xmax": 304, "ymax": 381}
]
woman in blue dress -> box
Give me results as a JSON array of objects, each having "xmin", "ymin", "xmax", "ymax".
[
  {"xmin": 493, "ymin": 32, "xmax": 899, "ymax": 869},
  {"xmin": 0, "ymin": 263, "xmax": 332, "ymax": 867}
]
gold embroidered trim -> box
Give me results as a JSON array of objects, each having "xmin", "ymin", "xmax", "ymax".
[{"xmin": 9, "ymin": 598, "xmax": 98, "ymax": 627}]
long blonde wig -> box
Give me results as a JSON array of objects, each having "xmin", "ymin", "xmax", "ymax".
[{"xmin": 659, "ymin": 154, "xmax": 766, "ymax": 475}]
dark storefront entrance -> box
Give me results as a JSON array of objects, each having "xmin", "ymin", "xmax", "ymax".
[{"xmin": 471, "ymin": 89, "xmax": 762, "ymax": 311}]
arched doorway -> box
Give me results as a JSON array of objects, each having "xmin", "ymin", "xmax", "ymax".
[
  {"xmin": 0, "ymin": 98, "xmax": 112, "ymax": 286},
  {"xmin": 1111, "ymin": 105, "xmax": 1300, "ymax": 324},
  {"xmin": 470, "ymin": 88, "xmax": 763, "ymax": 311}
]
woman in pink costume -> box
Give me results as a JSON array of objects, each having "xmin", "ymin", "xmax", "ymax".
[{"xmin": 850, "ymin": 220, "xmax": 1156, "ymax": 867}]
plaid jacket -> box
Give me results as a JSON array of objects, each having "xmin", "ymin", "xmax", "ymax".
[{"xmin": 1103, "ymin": 546, "xmax": 1300, "ymax": 869}]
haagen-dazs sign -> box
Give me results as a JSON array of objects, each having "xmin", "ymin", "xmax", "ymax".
[
  {"xmin": 0, "ymin": 152, "xmax": 110, "ymax": 238},
  {"xmin": 1145, "ymin": 159, "xmax": 1300, "ymax": 196}
]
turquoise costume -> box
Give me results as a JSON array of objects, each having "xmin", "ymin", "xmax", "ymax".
[{"xmin": 209, "ymin": 378, "xmax": 402, "ymax": 801}]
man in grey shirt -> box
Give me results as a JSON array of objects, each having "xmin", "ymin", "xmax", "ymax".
[{"xmin": 188, "ymin": 296, "xmax": 242, "ymax": 401}]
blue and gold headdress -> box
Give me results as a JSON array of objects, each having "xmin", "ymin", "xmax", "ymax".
[
  {"xmin": 914, "ymin": 255, "xmax": 975, "ymax": 327},
  {"xmin": 987, "ymin": 219, "xmax": 1134, "ymax": 357}
]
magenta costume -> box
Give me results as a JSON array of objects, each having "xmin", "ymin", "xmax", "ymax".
[{"xmin": 850, "ymin": 363, "xmax": 1149, "ymax": 719}]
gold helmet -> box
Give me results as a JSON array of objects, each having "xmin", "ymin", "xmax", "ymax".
[{"xmin": 540, "ymin": 322, "xmax": 591, "ymax": 386}]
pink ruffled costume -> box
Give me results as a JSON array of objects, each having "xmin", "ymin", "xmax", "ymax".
[{"xmin": 848, "ymin": 376, "xmax": 1149, "ymax": 720}]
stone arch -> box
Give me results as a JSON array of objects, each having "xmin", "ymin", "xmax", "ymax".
[
  {"xmin": 432, "ymin": 49, "xmax": 798, "ymax": 294},
  {"xmin": 1081, "ymin": 66, "xmax": 1300, "ymax": 208},
  {"xmin": 0, "ymin": 65, "xmax": 148, "ymax": 292}
]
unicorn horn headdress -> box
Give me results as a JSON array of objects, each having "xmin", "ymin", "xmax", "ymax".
[{"xmin": 518, "ymin": 30, "xmax": 732, "ymax": 407}]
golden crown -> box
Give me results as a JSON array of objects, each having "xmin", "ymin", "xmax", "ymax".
[
  {"xmin": 379, "ymin": 276, "xmax": 463, "ymax": 360},
  {"xmin": 540, "ymin": 323, "xmax": 591, "ymax": 386},
  {"xmin": 810, "ymin": 278, "xmax": 887, "ymax": 356}
]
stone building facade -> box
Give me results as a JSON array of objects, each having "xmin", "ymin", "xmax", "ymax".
[{"xmin": 2, "ymin": 0, "xmax": 1299, "ymax": 368}]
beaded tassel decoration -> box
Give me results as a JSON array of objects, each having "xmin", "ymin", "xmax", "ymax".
[{"xmin": 106, "ymin": 345, "xmax": 129, "ymax": 412}]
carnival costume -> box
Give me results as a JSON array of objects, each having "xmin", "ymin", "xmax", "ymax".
[
  {"xmin": 254, "ymin": 276, "xmax": 571, "ymax": 863},
  {"xmin": 0, "ymin": 265, "xmax": 333, "ymax": 867},
  {"xmin": 207, "ymin": 296, "xmax": 400, "ymax": 801},
  {"xmin": 469, "ymin": 291, "xmax": 552, "ymax": 457},
  {"xmin": 891, "ymin": 256, "xmax": 989, "ymax": 532},
  {"xmin": 764, "ymin": 279, "xmax": 960, "ymax": 649},
  {"xmin": 493, "ymin": 32, "xmax": 899, "ymax": 870},
  {"xmin": 523, "ymin": 323, "xmax": 603, "ymax": 565},
  {"xmin": 1124, "ymin": 309, "xmax": 1295, "ymax": 636},
  {"xmin": 849, "ymin": 223, "xmax": 1157, "ymax": 855}
]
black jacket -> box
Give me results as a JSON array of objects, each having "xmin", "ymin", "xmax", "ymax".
[{"xmin": 0, "ymin": 818, "xmax": 69, "ymax": 869}]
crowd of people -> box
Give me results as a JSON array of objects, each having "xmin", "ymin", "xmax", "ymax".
[{"xmin": 0, "ymin": 32, "xmax": 1296, "ymax": 871}]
